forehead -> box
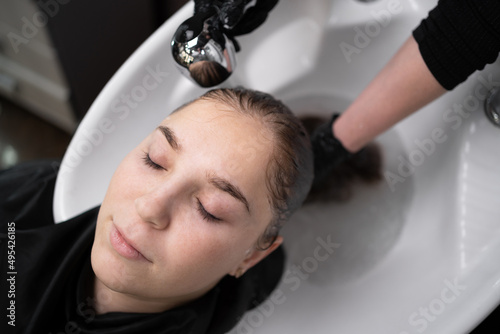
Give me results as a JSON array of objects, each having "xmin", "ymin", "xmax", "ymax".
[
  {"xmin": 164, "ymin": 99, "xmax": 272, "ymax": 148},
  {"xmin": 171, "ymin": 99, "xmax": 257, "ymax": 130},
  {"xmin": 161, "ymin": 99, "xmax": 274, "ymax": 216}
]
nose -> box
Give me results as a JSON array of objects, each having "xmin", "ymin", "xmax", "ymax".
[{"xmin": 135, "ymin": 184, "xmax": 175, "ymax": 230}]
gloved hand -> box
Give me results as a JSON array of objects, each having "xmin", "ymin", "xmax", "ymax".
[
  {"xmin": 310, "ymin": 114, "xmax": 353, "ymax": 188},
  {"xmin": 193, "ymin": 0, "xmax": 279, "ymax": 51}
]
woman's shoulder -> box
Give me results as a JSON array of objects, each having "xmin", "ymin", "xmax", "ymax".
[{"xmin": 0, "ymin": 160, "xmax": 60, "ymax": 229}]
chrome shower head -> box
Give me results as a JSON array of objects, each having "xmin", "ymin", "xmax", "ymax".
[
  {"xmin": 485, "ymin": 88, "xmax": 500, "ymax": 127},
  {"xmin": 171, "ymin": 8, "xmax": 237, "ymax": 88}
]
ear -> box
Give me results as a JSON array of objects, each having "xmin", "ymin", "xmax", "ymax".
[{"xmin": 230, "ymin": 236, "xmax": 283, "ymax": 278}]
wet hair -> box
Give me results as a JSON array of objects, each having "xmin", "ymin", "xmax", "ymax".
[
  {"xmin": 179, "ymin": 87, "xmax": 314, "ymax": 249},
  {"xmin": 189, "ymin": 61, "xmax": 230, "ymax": 87},
  {"xmin": 300, "ymin": 116, "xmax": 382, "ymax": 203}
]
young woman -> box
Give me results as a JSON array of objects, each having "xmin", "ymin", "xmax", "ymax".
[{"xmin": 0, "ymin": 87, "xmax": 313, "ymax": 334}]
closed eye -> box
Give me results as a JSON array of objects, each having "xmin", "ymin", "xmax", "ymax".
[
  {"xmin": 197, "ymin": 198, "xmax": 222, "ymax": 223},
  {"xmin": 142, "ymin": 151, "xmax": 164, "ymax": 170}
]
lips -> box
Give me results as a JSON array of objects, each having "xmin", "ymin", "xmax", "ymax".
[{"xmin": 110, "ymin": 224, "xmax": 151, "ymax": 262}]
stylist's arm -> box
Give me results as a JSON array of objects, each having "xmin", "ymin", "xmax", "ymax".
[{"xmin": 312, "ymin": 0, "xmax": 500, "ymax": 185}]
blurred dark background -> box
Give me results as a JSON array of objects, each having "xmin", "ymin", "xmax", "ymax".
[
  {"xmin": 0, "ymin": 0, "xmax": 188, "ymax": 170},
  {"xmin": 0, "ymin": 0, "xmax": 498, "ymax": 332}
]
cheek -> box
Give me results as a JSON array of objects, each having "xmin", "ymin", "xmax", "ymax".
[
  {"xmin": 162, "ymin": 222, "xmax": 254, "ymax": 279},
  {"xmin": 103, "ymin": 152, "xmax": 147, "ymax": 208}
]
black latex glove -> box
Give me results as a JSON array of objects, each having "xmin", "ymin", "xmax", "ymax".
[
  {"xmin": 194, "ymin": 0, "xmax": 279, "ymax": 51},
  {"xmin": 310, "ymin": 114, "xmax": 353, "ymax": 188}
]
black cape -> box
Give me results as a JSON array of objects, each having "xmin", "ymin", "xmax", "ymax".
[{"xmin": 0, "ymin": 161, "xmax": 284, "ymax": 334}]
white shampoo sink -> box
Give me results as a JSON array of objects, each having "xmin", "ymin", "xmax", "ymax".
[{"xmin": 54, "ymin": 1, "xmax": 500, "ymax": 333}]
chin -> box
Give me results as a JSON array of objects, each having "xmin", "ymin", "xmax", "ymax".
[{"xmin": 91, "ymin": 237, "xmax": 125, "ymax": 292}]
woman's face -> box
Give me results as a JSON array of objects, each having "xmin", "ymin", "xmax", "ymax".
[{"xmin": 91, "ymin": 99, "xmax": 279, "ymax": 309}]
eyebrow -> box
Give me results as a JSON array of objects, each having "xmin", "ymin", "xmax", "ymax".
[
  {"xmin": 157, "ymin": 126, "xmax": 181, "ymax": 151},
  {"xmin": 208, "ymin": 174, "xmax": 251, "ymax": 215}
]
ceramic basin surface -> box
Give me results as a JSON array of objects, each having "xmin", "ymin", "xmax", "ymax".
[{"xmin": 54, "ymin": 1, "xmax": 500, "ymax": 333}]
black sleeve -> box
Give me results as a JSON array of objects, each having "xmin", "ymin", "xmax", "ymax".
[
  {"xmin": 413, "ymin": 0, "xmax": 500, "ymax": 90},
  {"xmin": 0, "ymin": 160, "xmax": 60, "ymax": 229}
]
